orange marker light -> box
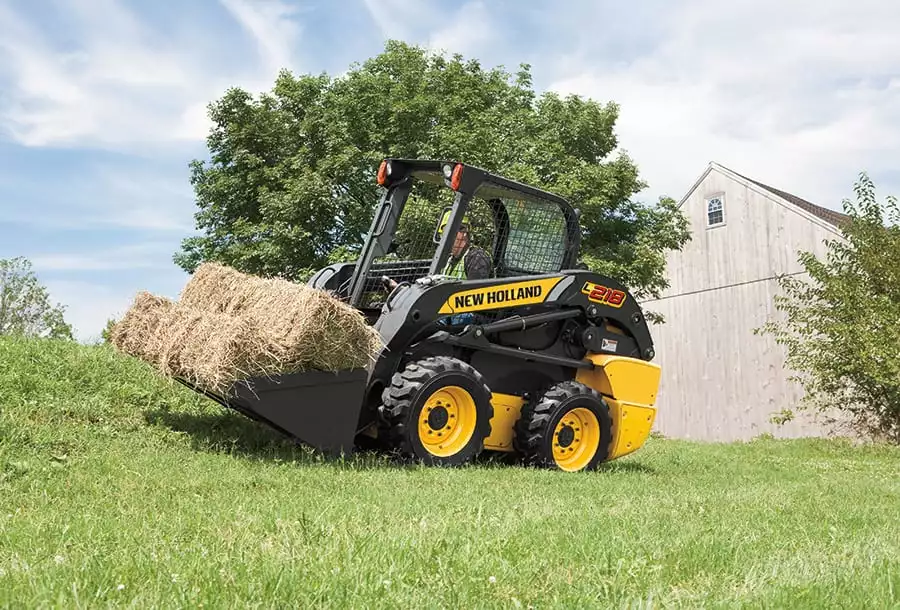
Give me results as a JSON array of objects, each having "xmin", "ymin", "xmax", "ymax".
[
  {"xmin": 450, "ymin": 164, "xmax": 464, "ymax": 190},
  {"xmin": 377, "ymin": 160, "xmax": 388, "ymax": 185}
]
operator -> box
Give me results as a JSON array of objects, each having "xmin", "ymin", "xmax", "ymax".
[
  {"xmin": 435, "ymin": 214, "xmax": 492, "ymax": 327},
  {"xmin": 442, "ymin": 220, "xmax": 491, "ymax": 281},
  {"xmin": 382, "ymin": 214, "xmax": 492, "ymax": 292}
]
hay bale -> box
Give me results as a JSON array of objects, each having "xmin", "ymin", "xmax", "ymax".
[
  {"xmin": 109, "ymin": 292, "xmax": 175, "ymax": 366},
  {"xmin": 142, "ymin": 304, "xmax": 274, "ymax": 395},
  {"xmin": 179, "ymin": 262, "xmax": 296, "ymax": 315},
  {"xmin": 110, "ymin": 263, "xmax": 383, "ymax": 395},
  {"xmin": 179, "ymin": 262, "xmax": 382, "ymax": 371}
]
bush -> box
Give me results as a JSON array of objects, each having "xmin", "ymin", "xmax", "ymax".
[{"xmin": 759, "ymin": 174, "xmax": 900, "ymax": 442}]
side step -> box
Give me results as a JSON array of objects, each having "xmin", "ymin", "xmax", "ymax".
[{"xmin": 176, "ymin": 368, "xmax": 369, "ymax": 457}]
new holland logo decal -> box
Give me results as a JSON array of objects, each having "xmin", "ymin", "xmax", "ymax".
[{"xmin": 438, "ymin": 277, "xmax": 563, "ymax": 314}]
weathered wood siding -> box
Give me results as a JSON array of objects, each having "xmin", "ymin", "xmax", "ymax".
[{"xmin": 643, "ymin": 167, "xmax": 843, "ymax": 441}]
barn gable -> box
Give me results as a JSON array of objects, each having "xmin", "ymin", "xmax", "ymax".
[
  {"xmin": 660, "ymin": 162, "xmax": 845, "ymax": 298},
  {"xmin": 643, "ymin": 162, "xmax": 847, "ymax": 442}
]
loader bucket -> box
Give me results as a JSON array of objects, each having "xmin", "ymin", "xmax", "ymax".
[{"xmin": 177, "ymin": 368, "xmax": 368, "ymax": 457}]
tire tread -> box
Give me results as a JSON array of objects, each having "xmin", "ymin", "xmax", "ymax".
[
  {"xmin": 378, "ymin": 356, "xmax": 493, "ymax": 464},
  {"xmin": 513, "ymin": 380, "xmax": 612, "ymax": 470}
]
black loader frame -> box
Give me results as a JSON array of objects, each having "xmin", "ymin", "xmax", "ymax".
[{"xmin": 185, "ymin": 159, "xmax": 663, "ymax": 472}]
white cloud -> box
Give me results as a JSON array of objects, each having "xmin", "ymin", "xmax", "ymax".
[
  {"xmin": 360, "ymin": 0, "xmax": 425, "ymax": 42},
  {"xmin": 175, "ymin": 101, "xmax": 217, "ymax": 142},
  {"xmin": 220, "ymin": 0, "xmax": 303, "ymax": 77},
  {"xmin": 79, "ymin": 167, "xmax": 197, "ymax": 232},
  {"xmin": 361, "ymin": 0, "xmax": 494, "ymax": 57},
  {"xmin": 1, "ymin": 163, "xmax": 196, "ymax": 233},
  {"xmin": 546, "ymin": 0, "xmax": 900, "ymax": 208},
  {"xmin": 357, "ymin": 0, "xmax": 900, "ymax": 206},
  {"xmin": 355, "ymin": 0, "xmax": 900, "ymax": 206},
  {"xmin": 29, "ymin": 242, "xmax": 177, "ymax": 272},
  {"xmin": 426, "ymin": 2, "xmax": 493, "ymax": 56},
  {"xmin": 0, "ymin": 0, "xmax": 304, "ymax": 149}
]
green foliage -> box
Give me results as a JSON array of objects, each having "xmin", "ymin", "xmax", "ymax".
[
  {"xmin": 0, "ymin": 257, "xmax": 72, "ymax": 340},
  {"xmin": 769, "ymin": 408, "xmax": 795, "ymax": 427},
  {"xmin": 758, "ymin": 174, "xmax": 900, "ymax": 442},
  {"xmin": 100, "ymin": 317, "xmax": 118, "ymax": 344},
  {"xmin": 176, "ymin": 40, "xmax": 688, "ymax": 300}
]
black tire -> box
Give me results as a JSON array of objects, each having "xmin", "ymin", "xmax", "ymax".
[
  {"xmin": 514, "ymin": 380, "xmax": 612, "ymax": 472},
  {"xmin": 379, "ymin": 356, "xmax": 494, "ymax": 465}
]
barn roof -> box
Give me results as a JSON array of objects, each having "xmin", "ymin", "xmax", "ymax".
[
  {"xmin": 729, "ymin": 170, "xmax": 851, "ymax": 228},
  {"xmin": 681, "ymin": 162, "xmax": 850, "ymax": 231}
]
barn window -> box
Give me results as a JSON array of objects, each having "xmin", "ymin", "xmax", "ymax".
[{"xmin": 706, "ymin": 195, "xmax": 725, "ymax": 227}]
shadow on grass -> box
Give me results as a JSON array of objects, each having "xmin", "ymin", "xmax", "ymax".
[
  {"xmin": 142, "ymin": 408, "xmax": 401, "ymax": 470},
  {"xmin": 597, "ymin": 459, "xmax": 656, "ymax": 474},
  {"xmin": 143, "ymin": 408, "xmax": 657, "ymax": 475}
]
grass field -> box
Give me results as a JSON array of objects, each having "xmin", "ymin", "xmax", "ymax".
[{"xmin": 1, "ymin": 336, "xmax": 899, "ymax": 609}]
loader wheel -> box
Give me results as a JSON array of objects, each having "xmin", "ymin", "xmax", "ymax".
[
  {"xmin": 379, "ymin": 357, "xmax": 493, "ymax": 465},
  {"xmin": 514, "ymin": 381, "xmax": 612, "ymax": 472}
]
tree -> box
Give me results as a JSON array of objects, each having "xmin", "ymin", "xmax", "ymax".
[
  {"xmin": 0, "ymin": 257, "xmax": 73, "ymax": 340},
  {"xmin": 758, "ymin": 173, "xmax": 900, "ymax": 442},
  {"xmin": 100, "ymin": 317, "xmax": 118, "ymax": 344},
  {"xmin": 176, "ymin": 40, "xmax": 689, "ymax": 302}
]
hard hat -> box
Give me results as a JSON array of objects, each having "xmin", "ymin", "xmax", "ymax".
[
  {"xmin": 437, "ymin": 209, "xmax": 470, "ymax": 234},
  {"xmin": 433, "ymin": 208, "xmax": 471, "ymax": 244}
]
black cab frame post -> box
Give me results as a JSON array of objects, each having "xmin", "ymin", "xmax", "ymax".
[
  {"xmin": 429, "ymin": 190, "xmax": 472, "ymax": 276},
  {"xmin": 348, "ymin": 179, "xmax": 413, "ymax": 307}
]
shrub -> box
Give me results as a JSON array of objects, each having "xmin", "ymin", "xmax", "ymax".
[{"xmin": 758, "ymin": 174, "xmax": 900, "ymax": 442}]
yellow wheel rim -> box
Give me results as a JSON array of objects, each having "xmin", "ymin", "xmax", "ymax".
[
  {"xmin": 417, "ymin": 385, "xmax": 478, "ymax": 457},
  {"xmin": 552, "ymin": 407, "xmax": 601, "ymax": 472}
]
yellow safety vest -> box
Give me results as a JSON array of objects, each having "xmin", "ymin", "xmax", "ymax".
[{"xmin": 444, "ymin": 254, "xmax": 466, "ymax": 279}]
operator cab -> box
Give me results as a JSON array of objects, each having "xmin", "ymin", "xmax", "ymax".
[{"xmin": 307, "ymin": 159, "xmax": 582, "ymax": 321}]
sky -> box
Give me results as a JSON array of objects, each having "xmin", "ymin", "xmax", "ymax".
[{"xmin": 1, "ymin": 0, "xmax": 898, "ymax": 342}]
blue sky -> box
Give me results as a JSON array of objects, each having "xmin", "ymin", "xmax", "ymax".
[{"xmin": 1, "ymin": 0, "xmax": 898, "ymax": 341}]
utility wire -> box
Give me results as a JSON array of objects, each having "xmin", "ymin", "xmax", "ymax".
[{"xmin": 639, "ymin": 270, "xmax": 808, "ymax": 304}]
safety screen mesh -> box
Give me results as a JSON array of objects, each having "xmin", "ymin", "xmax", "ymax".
[
  {"xmin": 437, "ymin": 195, "xmax": 570, "ymax": 281},
  {"xmin": 493, "ymin": 196, "xmax": 569, "ymax": 277}
]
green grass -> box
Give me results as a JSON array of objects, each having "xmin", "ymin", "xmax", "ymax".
[{"xmin": 1, "ymin": 336, "xmax": 899, "ymax": 609}]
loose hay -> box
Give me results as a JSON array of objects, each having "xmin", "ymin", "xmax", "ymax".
[{"xmin": 110, "ymin": 263, "xmax": 383, "ymax": 395}]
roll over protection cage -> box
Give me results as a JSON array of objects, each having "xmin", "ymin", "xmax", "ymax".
[{"xmin": 347, "ymin": 159, "xmax": 583, "ymax": 308}]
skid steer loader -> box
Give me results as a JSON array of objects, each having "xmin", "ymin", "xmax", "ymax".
[{"xmin": 181, "ymin": 159, "xmax": 661, "ymax": 472}]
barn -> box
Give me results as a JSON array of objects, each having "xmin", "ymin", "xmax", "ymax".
[{"xmin": 644, "ymin": 162, "xmax": 849, "ymax": 441}]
